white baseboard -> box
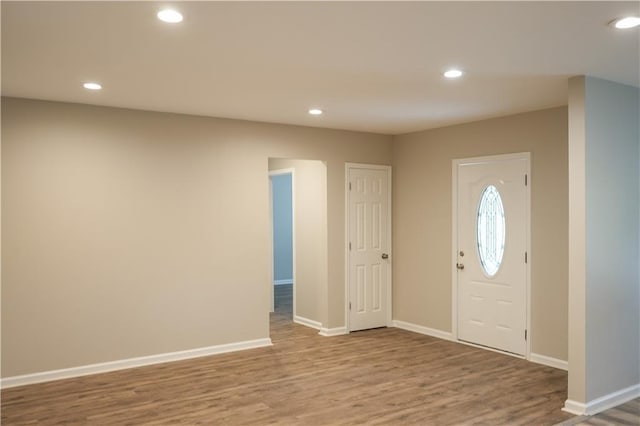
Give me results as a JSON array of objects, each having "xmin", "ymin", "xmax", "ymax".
[
  {"xmin": 391, "ymin": 320, "xmax": 453, "ymax": 341},
  {"xmin": 1, "ymin": 338, "xmax": 272, "ymax": 389},
  {"xmin": 563, "ymin": 383, "xmax": 640, "ymax": 416},
  {"xmin": 319, "ymin": 326, "xmax": 348, "ymax": 337},
  {"xmin": 562, "ymin": 400, "xmax": 587, "ymax": 416},
  {"xmin": 529, "ymin": 352, "xmax": 568, "ymax": 371},
  {"xmin": 293, "ymin": 316, "xmax": 347, "ymax": 336},
  {"xmin": 294, "ymin": 315, "xmax": 322, "ymax": 330},
  {"xmin": 393, "ymin": 322, "xmax": 569, "ymax": 370},
  {"xmin": 274, "ymin": 279, "xmax": 293, "ymax": 286}
]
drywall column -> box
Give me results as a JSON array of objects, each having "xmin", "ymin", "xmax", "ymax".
[
  {"xmin": 567, "ymin": 77, "xmax": 588, "ymax": 408},
  {"xmin": 566, "ymin": 76, "xmax": 640, "ymax": 414}
]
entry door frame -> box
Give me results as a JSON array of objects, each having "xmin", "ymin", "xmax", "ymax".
[
  {"xmin": 344, "ymin": 163, "xmax": 393, "ymax": 332},
  {"xmin": 451, "ymin": 152, "xmax": 532, "ymax": 359},
  {"xmin": 269, "ymin": 168, "xmax": 296, "ymax": 318}
]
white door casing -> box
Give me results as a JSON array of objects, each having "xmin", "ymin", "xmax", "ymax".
[
  {"xmin": 453, "ymin": 153, "xmax": 530, "ymax": 356},
  {"xmin": 346, "ymin": 164, "xmax": 392, "ymax": 332}
]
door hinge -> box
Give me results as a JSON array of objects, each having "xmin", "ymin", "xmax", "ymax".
[
  {"xmin": 349, "ymin": 302, "xmax": 351, "ymax": 311},
  {"xmin": 349, "ymin": 242, "xmax": 352, "ymax": 251},
  {"xmin": 525, "ymin": 329, "xmax": 528, "ymax": 340},
  {"xmin": 349, "ymin": 182, "xmax": 352, "ymax": 190},
  {"xmin": 525, "ymin": 174, "xmax": 528, "ymax": 186},
  {"xmin": 525, "ymin": 251, "xmax": 528, "ymax": 263}
]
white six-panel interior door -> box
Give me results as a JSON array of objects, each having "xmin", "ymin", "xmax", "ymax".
[
  {"xmin": 346, "ymin": 164, "xmax": 391, "ymax": 332},
  {"xmin": 454, "ymin": 153, "xmax": 530, "ymax": 356}
]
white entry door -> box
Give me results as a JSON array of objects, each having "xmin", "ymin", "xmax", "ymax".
[
  {"xmin": 455, "ymin": 154, "xmax": 529, "ymax": 355},
  {"xmin": 347, "ymin": 164, "xmax": 391, "ymax": 332}
]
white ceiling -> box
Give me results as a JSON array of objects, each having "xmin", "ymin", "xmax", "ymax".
[{"xmin": 2, "ymin": 1, "xmax": 639, "ymax": 135}]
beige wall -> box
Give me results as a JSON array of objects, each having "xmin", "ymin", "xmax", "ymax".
[
  {"xmin": 2, "ymin": 97, "xmax": 571, "ymax": 379},
  {"xmin": 392, "ymin": 107, "xmax": 569, "ymax": 360},
  {"xmin": 1, "ymin": 97, "xmax": 392, "ymax": 377},
  {"xmin": 269, "ymin": 158, "xmax": 328, "ymax": 326}
]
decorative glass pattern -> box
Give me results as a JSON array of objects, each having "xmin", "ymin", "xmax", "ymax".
[{"xmin": 476, "ymin": 185, "xmax": 505, "ymax": 277}]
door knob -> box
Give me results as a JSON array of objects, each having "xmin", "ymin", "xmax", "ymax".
[
  {"xmin": 456, "ymin": 263, "xmax": 465, "ymax": 270},
  {"xmin": 381, "ymin": 253, "xmax": 389, "ymax": 259}
]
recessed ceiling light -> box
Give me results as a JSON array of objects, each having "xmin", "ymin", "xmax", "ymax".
[
  {"xmin": 83, "ymin": 82, "xmax": 102, "ymax": 90},
  {"xmin": 611, "ymin": 16, "xmax": 640, "ymax": 29},
  {"xmin": 308, "ymin": 108, "xmax": 323, "ymax": 116},
  {"xmin": 444, "ymin": 69, "xmax": 463, "ymax": 79},
  {"xmin": 157, "ymin": 9, "xmax": 183, "ymax": 23}
]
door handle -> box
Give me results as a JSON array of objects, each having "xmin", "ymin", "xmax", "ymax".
[
  {"xmin": 381, "ymin": 253, "xmax": 389, "ymax": 259},
  {"xmin": 456, "ymin": 263, "xmax": 465, "ymax": 270}
]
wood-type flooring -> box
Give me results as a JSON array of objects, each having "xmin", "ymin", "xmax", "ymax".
[{"xmin": 2, "ymin": 284, "xmax": 575, "ymax": 425}]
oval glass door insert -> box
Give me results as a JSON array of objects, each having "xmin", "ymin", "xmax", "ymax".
[{"xmin": 476, "ymin": 185, "xmax": 505, "ymax": 277}]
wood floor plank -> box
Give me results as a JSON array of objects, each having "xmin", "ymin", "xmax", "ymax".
[{"xmin": 2, "ymin": 286, "xmax": 575, "ymax": 425}]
